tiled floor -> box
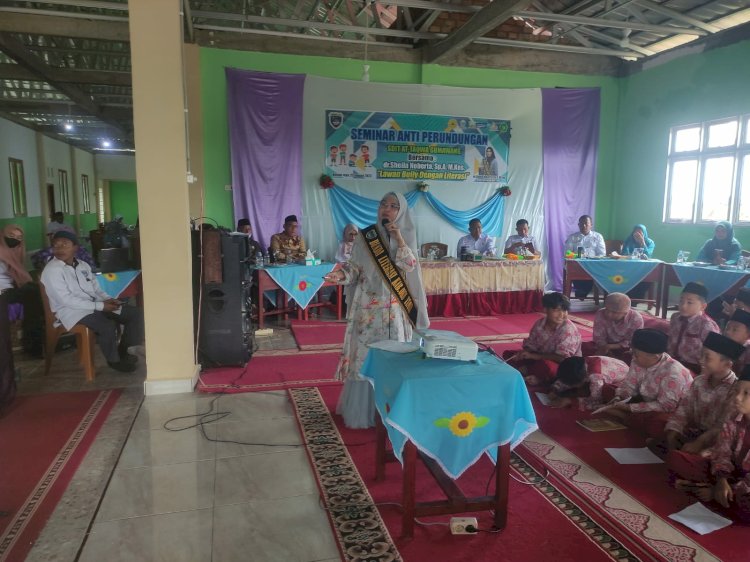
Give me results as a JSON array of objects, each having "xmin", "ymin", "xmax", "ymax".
[{"xmin": 15, "ymin": 318, "xmax": 341, "ymax": 562}]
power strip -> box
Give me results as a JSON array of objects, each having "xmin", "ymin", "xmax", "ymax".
[{"xmin": 449, "ymin": 517, "xmax": 478, "ymax": 535}]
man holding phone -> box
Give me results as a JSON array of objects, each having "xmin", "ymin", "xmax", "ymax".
[{"xmin": 41, "ymin": 231, "xmax": 144, "ymax": 373}]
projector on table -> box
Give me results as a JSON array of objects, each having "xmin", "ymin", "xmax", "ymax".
[{"xmin": 419, "ymin": 329, "xmax": 478, "ymax": 362}]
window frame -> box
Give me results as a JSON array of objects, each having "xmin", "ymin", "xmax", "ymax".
[
  {"xmin": 663, "ymin": 115, "xmax": 750, "ymax": 225},
  {"xmin": 8, "ymin": 158, "xmax": 27, "ymax": 217},
  {"xmin": 81, "ymin": 173, "xmax": 91, "ymax": 213},
  {"xmin": 58, "ymin": 169, "xmax": 70, "ymax": 213}
]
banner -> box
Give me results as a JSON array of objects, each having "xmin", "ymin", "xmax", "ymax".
[{"xmin": 325, "ymin": 110, "xmax": 510, "ymax": 183}]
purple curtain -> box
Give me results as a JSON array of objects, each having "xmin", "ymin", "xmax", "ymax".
[
  {"xmin": 542, "ymin": 88, "xmax": 600, "ymax": 290},
  {"xmin": 226, "ymin": 69, "xmax": 305, "ymax": 250}
]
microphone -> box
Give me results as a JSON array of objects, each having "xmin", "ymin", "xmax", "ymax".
[{"xmin": 381, "ymin": 218, "xmax": 389, "ymax": 227}]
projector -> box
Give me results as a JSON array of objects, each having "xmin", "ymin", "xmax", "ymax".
[{"xmin": 420, "ymin": 330, "xmax": 478, "ymax": 362}]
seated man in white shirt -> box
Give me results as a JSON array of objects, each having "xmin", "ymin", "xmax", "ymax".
[
  {"xmin": 564, "ymin": 215, "xmax": 606, "ymax": 299},
  {"xmin": 504, "ymin": 219, "xmax": 540, "ymax": 256},
  {"xmin": 40, "ymin": 231, "xmax": 144, "ymax": 373},
  {"xmin": 456, "ymin": 219, "xmax": 496, "ymax": 257}
]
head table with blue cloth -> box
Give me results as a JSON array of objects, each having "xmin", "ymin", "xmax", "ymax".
[
  {"xmin": 95, "ymin": 269, "xmax": 142, "ymax": 300},
  {"xmin": 660, "ymin": 262, "xmax": 750, "ymax": 318},
  {"xmin": 361, "ymin": 346, "xmax": 538, "ymax": 537}
]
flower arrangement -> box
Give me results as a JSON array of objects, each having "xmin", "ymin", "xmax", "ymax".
[
  {"xmin": 416, "ymin": 181, "xmax": 429, "ymax": 192},
  {"xmin": 565, "ymin": 250, "xmax": 577, "ymax": 259},
  {"xmin": 499, "ymin": 185, "xmax": 512, "ymax": 197},
  {"xmin": 319, "ymin": 174, "xmax": 334, "ymax": 189}
]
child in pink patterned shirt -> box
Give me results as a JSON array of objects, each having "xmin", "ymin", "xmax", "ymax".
[{"xmin": 668, "ymin": 282, "xmax": 720, "ymax": 374}]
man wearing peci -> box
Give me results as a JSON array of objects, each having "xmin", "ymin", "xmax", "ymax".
[{"xmin": 457, "ymin": 219, "xmax": 496, "ymax": 257}]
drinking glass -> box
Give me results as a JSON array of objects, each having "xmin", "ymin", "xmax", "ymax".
[
  {"xmin": 631, "ymin": 248, "xmax": 643, "ymax": 260},
  {"xmin": 676, "ymin": 250, "xmax": 689, "ymax": 263}
]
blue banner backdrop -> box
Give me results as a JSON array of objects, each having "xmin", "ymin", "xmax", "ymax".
[{"xmin": 327, "ymin": 185, "xmax": 505, "ymax": 238}]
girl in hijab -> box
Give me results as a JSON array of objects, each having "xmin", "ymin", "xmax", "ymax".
[
  {"xmin": 696, "ymin": 221, "xmax": 742, "ymax": 265},
  {"xmin": 324, "ymin": 192, "xmax": 429, "ymax": 428},
  {"xmin": 622, "ymin": 224, "xmax": 655, "ymax": 257},
  {"xmin": 335, "ymin": 223, "xmax": 358, "ymax": 263}
]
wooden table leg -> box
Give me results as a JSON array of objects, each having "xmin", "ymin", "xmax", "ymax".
[
  {"xmin": 257, "ymin": 277, "xmax": 265, "ymax": 329},
  {"xmin": 375, "ymin": 415, "xmax": 386, "ymax": 482},
  {"xmin": 336, "ymin": 285, "xmax": 343, "ymax": 320},
  {"xmin": 401, "ymin": 441, "xmax": 417, "ymax": 539},
  {"xmin": 493, "ymin": 443, "xmax": 511, "ymax": 530}
]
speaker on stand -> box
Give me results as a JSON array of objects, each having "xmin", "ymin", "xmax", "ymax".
[{"xmin": 197, "ymin": 233, "xmax": 253, "ymax": 366}]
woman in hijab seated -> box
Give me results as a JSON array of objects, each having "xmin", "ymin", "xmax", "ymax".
[
  {"xmin": 696, "ymin": 221, "xmax": 743, "ymax": 318},
  {"xmin": 620, "ymin": 224, "xmax": 656, "ymax": 300},
  {"xmin": 331, "ymin": 223, "xmax": 359, "ymax": 315},
  {"xmin": 0, "ymin": 225, "xmax": 43, "ymax": 357},
  {"xmin": 324, "ymin": 192, "xmax": 429, "ymax": 429}
]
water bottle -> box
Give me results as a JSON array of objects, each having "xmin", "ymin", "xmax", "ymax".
[{"xmin": 255, "ymin": 251, "xmax": 263, "ymax": 267}]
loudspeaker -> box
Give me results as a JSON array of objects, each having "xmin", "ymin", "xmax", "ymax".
[{"xmin": 198, "ymin": 234, "xmax": 253, "ymax": 366}]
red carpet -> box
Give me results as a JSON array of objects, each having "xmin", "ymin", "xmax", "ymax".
[
  {"xmin": 529, "ymin": 396, "xmax": 747, "ymax": 561},
  {"xmin": 197, "ymin": 352, "xmax": 341, "ymax": 393},
  {"xmin": 0, "ymin": 390, "xmax": 121, "ymax": 562},
  {"xmin": 289, "ymin": 320, "xmax": 347, "ymax": 351},
  {"xmin": 292, "ymin": 385, "xmax": 648, "ymax": 562}
]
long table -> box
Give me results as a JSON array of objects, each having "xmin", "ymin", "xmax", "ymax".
[
  {"xmin": 563, "ymin": 259, "xmax": 663, "ymax": 313},
  {"xmin": 660, "ymin": 263, "xmax": 750, "ymax": 318},
  {"xmin": 255, "ymin": 264, "xmax": 342, "ymax": 328},
  {"xmin": 420, "ymin": 259, "xmax": 545, "ymax": 316},
  {"xmin": 362, "ymin": 347, "xmax": 537, "ymax": 538}
]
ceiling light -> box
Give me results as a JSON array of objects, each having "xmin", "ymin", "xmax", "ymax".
[
  {"xmin": 101, "ymin": 139, "xmax": 112, "ymax": 148},
  {"xmin": 64, "ymin": 122, "xmax": 74, "ymax": 131}
]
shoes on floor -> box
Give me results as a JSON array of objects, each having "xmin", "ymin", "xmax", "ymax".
[
  {"xmin": 107, "ymin": 360, "xmax": 136, "ymax": 373},
  {"xmin": 120, "ymin": 352, "xmax": 138, "ymax": 365}
]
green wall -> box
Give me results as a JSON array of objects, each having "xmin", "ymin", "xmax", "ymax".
[
  {"xmin": 611, "ymin": 39, "xmax": 750, "ymax": 261},
  {"xmin": 200, "ymin": 48, "xmax": 620, "ymax": 233},
  {"xmin": 109, "ymin": 180, "xmax": 139, "ymax": 226}
]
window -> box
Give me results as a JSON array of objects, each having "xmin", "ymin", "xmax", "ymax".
[
  {"xmin": 96, "ymin": 185, "xmax": 105, "ymax": 224},
  {"xmin": 81, "ymin": 174, "xmax": 91, "ymax": 213},
  {"xmin": 58, "ymin": 169, "xmax": 70, "ymax": 213},
  {"xmin": 8, "ymin": 158, "xmax": 27, "ymax": 217},
  {"xmin": 664, "ymin": 115, "xmax": 750, "ymax": 223}
]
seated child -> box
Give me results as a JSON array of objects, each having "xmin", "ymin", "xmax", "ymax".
[
  {"xmin": 724, "ymin": 308, "xmax": 750, "ymax": 373},
  {"xmin": 662, "ymin": 332, "xmax": 743, "ymax": 482},
  {"xmin": 668, "ymin": 282, "xmax": 720, "ymax": 374},
  {"xmin": 721, "ymin": 286, "xmax": 750, "ymax": 318},
  {"xmin": 604, "ymin": 329, "xmax": 693, "ymax": 438},
  {"xmin": 676, "ymin": 365, "xmax": 750, "ymax": 524},
  {"xmin": 503, "ymin": 292, "xmax": 581, "ymax": 386},
  {"xmin": 548, "ymin": 355, "xmax": 629, "ymax": 410},
  {"xmin": 582, "ymin": 292, "xmax": 643, "ymax": 360}
]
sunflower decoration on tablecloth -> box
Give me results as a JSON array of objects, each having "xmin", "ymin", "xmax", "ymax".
[
  {"xmin": 609, "ymin": 274, "xmax": 626, "ymax": 285},
  {"xmin": 103, "ymin": 273, "xmax": 118, "ymax": 281},
  {"xmin": 298, "ymin": 280, "xmax": 308, "ymax": 291},
  {"xmin": 434, "ymin": 411, "xmax": 489, "ymax": 438}
]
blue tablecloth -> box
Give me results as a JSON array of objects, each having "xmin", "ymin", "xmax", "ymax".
[
  {"xmin": 574, "ymin": 258, "xmax": 662, "ymax": 294},
  {"xmin": 361, "ymin": 348, "xmax": 538, "ymax": 479},
  {"xmin": 671, "ymin": 263, "xmax": 750, "ymax": 302},
  {"xmin": 96, "ymin": 269, "xmax": 141, "ymax": 298},
  {"xmin": 260, "ymin": 263, "xmax": 336, "ymax": 308}
]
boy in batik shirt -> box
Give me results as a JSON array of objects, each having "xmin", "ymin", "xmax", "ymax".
[
  {"xmin": 603, "ymin": 329, "xmax": 693, "ymax": 438},
  {"xmin": 582, "ymin": 292, "xmax": 643, "ymax": 360},
  {"xmin": 724, "ymin": 308, "xmax": 750, "ymax": 373},
  {"xmin": 668, "ymin": 282, "xmax": 720, "ymax": 374},
  {"xmin": 663, "ymin": 332, "xmax": 743, "ymax": 482},
  {"xmin": 548, "ymin": 355, "xmax": 629, "ymax": 410},
  {"xmin": 503, "ymin": 292, "xmax": 581, "ymax": 386},
  {"xmin": 677, "ymin": 366, "xmax": 750, "ymax": 524}
]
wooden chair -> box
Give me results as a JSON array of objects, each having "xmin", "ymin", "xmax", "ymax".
[
  {"xmin": 605, "ymin": 239, "xmax": 623, "ymax": 255},
  {"xmin": 420, "ymin": 242, "xmax": 448, "ymax": 259},
  {"xmin": 39, "ymin": 283, "xmax": 97, "ymax": 382}
]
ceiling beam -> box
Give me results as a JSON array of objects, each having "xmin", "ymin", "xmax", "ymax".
[
  {"xmin": 0, "ymin": 32, "xmax": 128, "ymax": 135},
  {"xmin": 0, "ymin": 109, "xmax": 92, "ymax": 150},
  {"xmin": 0, "ymin": 64, "xmax": 132, "ymax": 86},
  {"xmin": 633, "ymin": 0, "xmax": 721, "ymax": 34},
  {"xmin": 515, "ymin": 11, "xmax": 707, "ymax": 36},
  {"xmin": 423, "ymin": 0, "xmax": 533, "ymax": 64},
  {"xmin": 0, "ymin": 11, "xmax": 130, "ymax": 41},
  {"xmin": 0, "ymin": 99, "xmax": 131, "ymax": 119},
  {"xmin": 382, "ymin": 0, "xmax": 478, "ymax": 14},
  {"xmin": 575, "ymin": 26, "xmax": 654, "ymax": 56},
  {"xmin": 475, "ymin": 36, "xmax": 642, "ymax": 57}
]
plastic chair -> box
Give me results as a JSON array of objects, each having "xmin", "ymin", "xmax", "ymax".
[
  {"xmin": 420, "ymin": 242, "xmax": 448, "ymax": 258},
  {"xmin": 39, "ymin": 283, "xmax": 97, "ymax": 382}
]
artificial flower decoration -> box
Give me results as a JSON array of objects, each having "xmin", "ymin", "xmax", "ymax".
[
  {"xmin": 499, "ymin": 185, "xmax": 512, "ymax": 197},
  {"xmin": 416, "ymin": 181, "xmax": 429, "ymax": 192},
  {"xmin": 434, "ymin": 411, "xmax": 490, "ymax": 437},
  {"xmin": 319, "ymin": 174, "xmax": 334, "ymax": 189}
]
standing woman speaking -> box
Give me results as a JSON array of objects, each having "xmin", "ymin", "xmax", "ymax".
[{"xmin": 324, "ymin": 192, "xmax": 429, "ymax": 429}]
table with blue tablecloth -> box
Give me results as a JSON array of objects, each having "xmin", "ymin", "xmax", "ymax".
[
  {"xmin": 96, "ymin": 269, "xmax": 142, "ymax": 305},
  {"xmin": 661, "ymin": 263, "xmax": 750, "ymax": 318},
  {"xmin": 255, "ymin": 263, "xmax": 341, "ymax": 328},
  {"xmin": 361, "ymin": 347, "xmax": 538, "ymax": 537},
  {"xmin": 564, "ymin": 258, "xmax": 663, "ymax": 312}
]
